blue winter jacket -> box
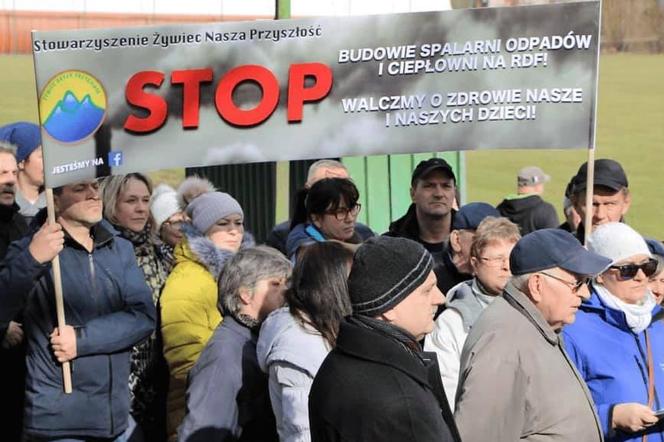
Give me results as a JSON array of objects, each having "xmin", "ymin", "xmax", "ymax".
[
  {"xmin": 563, "ymin": 289, "xmax": 664, "ymax": 442},
  {"xmin": 0, "ymin": 219, "xmax": 156, "ymax": 439}
]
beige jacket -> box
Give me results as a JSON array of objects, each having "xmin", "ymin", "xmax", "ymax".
[{"xmin": 454, "ymin": 282, "xmax": 603, "ymax": 442}]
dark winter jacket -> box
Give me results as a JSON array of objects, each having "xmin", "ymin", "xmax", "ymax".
[
  {"xmin": 497, "ymin": 194, "xmax": 559, "ymax": 235},
  {"xmin": 285, "ymin": 223, "xmax": 372, "ymax": 259},
  {"xmin": 268, "ymin": 220, "xmax": 374, "ymax": 256},
  {"xmin": 0, "ymin": 216, "xmax": 156, "ymax": 439},
  {"xmin": 179, "ymin": 315, "xmax": 278, "ymax": 442},
  {"xmin": 0, "ymin": 201, "xmax": 29, "ymax": 441},
  {"xmin": 309, "ymin": 320, "xmax": 461, "ymax": 442}
]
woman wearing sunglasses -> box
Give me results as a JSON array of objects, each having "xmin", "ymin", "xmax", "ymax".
[{"xmin": 563, "ymin": 222, "xmax": 664, "ymax": 442}]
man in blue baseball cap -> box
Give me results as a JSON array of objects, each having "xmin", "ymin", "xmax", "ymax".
[
  {"xmin": 454, "ymin": 228, "xmax": 610, "ymax": 442},
  {"xmin": 0, "ymin": 122, "xmax": 45, "ymax": 224}
]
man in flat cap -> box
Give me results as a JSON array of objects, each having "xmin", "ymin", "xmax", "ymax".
[
  {"xmin": 454, "ymin": 229, "xmax": 610, "ymax": 442},
  {"xmin": 497, "ymin": 166, "xmax": 559, "ymax": 235},
  {"xmin": 309, "ymin": 236, "xmax": 461, "ymax": 442}
]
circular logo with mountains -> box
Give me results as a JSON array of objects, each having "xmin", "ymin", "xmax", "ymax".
[{"xmin": 39, "ymin": 70, "xmax": 106, "ymax": 144}]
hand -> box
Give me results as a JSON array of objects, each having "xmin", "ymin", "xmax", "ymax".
[
  {"xmin": 612, "ymin": 403, "xmax": 658, "ymax": 432},
  {"xmin": 29, "ymin": 222, "xmax": 65, "ymax": 264},
  {"xmin": 1, "ymin": 321, "xmax": 24, "ymax": 349},
  {"xmin": 50, "ymin": 326, "xmax": 77, "ymax": 363}
]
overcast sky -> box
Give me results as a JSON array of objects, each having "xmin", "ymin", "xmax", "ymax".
[{"xmin": 2, "ymin": 0, "xmax": 452, "ymax": 16}]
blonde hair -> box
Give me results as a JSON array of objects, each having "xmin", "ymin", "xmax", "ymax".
[
  {"xmin": 100, "ymin": 173, "xmax": 153, "ymax": 226},
  {"xmin": 471, "ymin": 217, "xmax": 521, "ymax": 258}
]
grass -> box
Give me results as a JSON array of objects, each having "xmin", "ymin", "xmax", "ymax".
[
  {"xmin": 465, "ymin": 53, "xmax": 664, "ymax": 238},
  {"xmin": 1, "ymin": 53, "xmax": 662, "ymax": 237}
]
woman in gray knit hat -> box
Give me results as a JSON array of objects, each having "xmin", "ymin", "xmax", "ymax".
[{"xmin": 159, "ymin": 176, "xmax": 254, "ymax": 442}]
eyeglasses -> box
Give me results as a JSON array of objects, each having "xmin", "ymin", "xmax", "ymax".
[
  {"xmin": 326, "ymin": 204, "xmax": 361, "ymax": 221},
  {"xmin": 478, "ymin": 255, "xmax": 509, "ymax": 267},
  {"xmin": 610, "ymin": 259, "xmax": 658, "ymax": 280},
  {"xmin": 539, "ymin": 271, "xmax": 590, "ymax": 293},
  {"xmin": 163, "ymin": 220, "xmax": 184, "ymax": 229}
]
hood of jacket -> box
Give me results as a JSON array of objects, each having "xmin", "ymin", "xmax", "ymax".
[
  {"xmin": 256, "ymin": 306, "xmax": 329, "ymax": 377},
  {"xmin": 175, "ymin": 223, "xmax": 255, "ymax": 280},
  {"xmin": 496, "ymin": 194, "xmax": 542, "ymax": 216},
  {"xmin": 579, "ymin": 287, "xmax": 663, "ymax": 333}
]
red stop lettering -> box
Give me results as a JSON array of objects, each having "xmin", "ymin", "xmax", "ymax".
[
  {"xmin": 215, "ymin": 65, "xmax": 280, "ymax": 127},
  {"xmin": 288, "ymin": 63, "xmax": 333, "ymax": 122},
  {"xmin": 171, "ymin": 68, "xmax": 213, "ymax": 128},
  {"xmin": 124, "ymin": 71, "xmax": 167, "ymax": 133}
]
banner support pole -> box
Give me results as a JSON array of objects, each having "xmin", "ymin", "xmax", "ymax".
[
  {"xmin": 45, "ymin": 188, "xmax": 73, "ymax": 394},
  {"xmin": 583, "ymin": 0, "xmax": 603, "ymax": 246},
  {"xmin": 274, "ymin": 0, "xmax": 291, "ymax": 225}
]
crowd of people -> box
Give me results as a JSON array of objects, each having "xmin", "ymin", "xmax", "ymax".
[{"xmin": 0, "ymin": 120, "xmax": 662, "ymax": 442}]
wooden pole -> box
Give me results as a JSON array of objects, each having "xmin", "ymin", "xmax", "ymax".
[
  {"xmin": 584, "ymin": 0, "xmax": 602, "ymax": 246},
  {"xmin": 45, "ymin": 188, "xmax": 73, "ymax": 394},
  {"xmin": 274, "ymin": 0, "xmax": 291, "ymax": 226}
]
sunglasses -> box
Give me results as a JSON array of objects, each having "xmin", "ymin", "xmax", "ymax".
[{"xmin": 609, "ymin": 259, "xmax": 658, "ymax": 280}]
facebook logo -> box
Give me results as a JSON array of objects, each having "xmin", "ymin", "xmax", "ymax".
[{"xmin": 108, "ymin": 151, "xmax": 123, "ymax": 167}]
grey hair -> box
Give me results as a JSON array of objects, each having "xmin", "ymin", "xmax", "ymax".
[
  {"xmin": 99, "ymin": 173, "xmax": 153, "ymax": 225},
  {"xmin": 218, "ymin": 246, "xmax": 292, "ymax": 316},
  {"xmin": 511, "ymin": 272, "xmax": 536, "ymax": 293},
  {"xmin": 654, "ymin": 255, "xmax": 664, "ymax": 278},
  {"xmin": 0, "ymin": 142, "xmax": 17, "ymax": 156},
  {"xmin": 307, "ymin": 159, "xmax": 347, "ymax": 182}
]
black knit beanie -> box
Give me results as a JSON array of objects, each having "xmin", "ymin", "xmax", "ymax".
[{"xmin": 349, "ymin": 236, "xmax": 434, "ymax": 316}]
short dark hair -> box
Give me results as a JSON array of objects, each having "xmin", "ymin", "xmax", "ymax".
[
  {"xmin": 291, "ymin": 178, "xmax": 360, "ymax": 227},
  {"xmin": 286, "ymin": 241, "xmax": 353, "ymax": 347}
]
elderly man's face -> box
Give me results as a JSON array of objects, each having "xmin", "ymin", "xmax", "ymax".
[
  {"xmin": 251, "ymin": 276, "xmax": 289, "ymax": 322},
  {"xmin": 531, "ymin": 268, "xmax": 589, "ymax": 331},
  {"xmin": 382, "ymin": 270, "xmax": 444, "ymax": 340},
  {"xmin": 0, "ymin": 152, "xmax": 17, "ymax": 206},
  {"xmin": 573, "ymin": 187, "xmax": 630, "ymax": 230}
]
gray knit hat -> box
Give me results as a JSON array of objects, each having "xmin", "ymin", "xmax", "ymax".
[
  {"xmin": 186, "ymin": 191, "xmax": 243, "ymax": 234},
  {"xmin": 349, "ymin": 236, "xmax": 433, "ymax": 316}
]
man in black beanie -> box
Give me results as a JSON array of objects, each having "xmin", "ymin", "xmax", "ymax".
[{"xmin": 308, "ymin": 236, "xmax": 461, "ymax": 442}]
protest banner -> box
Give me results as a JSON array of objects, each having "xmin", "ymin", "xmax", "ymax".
[
  {"xmin": 31, "ymin": 1, "xmax": 600, "ymax": 391},
  {"xmin": 32, "ymin": 1, "xmax": 601, "ymax": 189}
]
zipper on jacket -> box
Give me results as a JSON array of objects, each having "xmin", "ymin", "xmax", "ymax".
[
  {"xmin": 108, "ymin": 356, "xmax": 114, "ymax": 434},
  {"xmin": 88, "ymin": 254, "xmax": 101, "ymax": 315}
]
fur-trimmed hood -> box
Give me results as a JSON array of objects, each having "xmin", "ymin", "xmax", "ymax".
[{"xmin": 175, "ymin": 223, "xmax": 255, "ymax": 279}]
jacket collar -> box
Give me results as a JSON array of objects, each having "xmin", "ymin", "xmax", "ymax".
[
  {"xmin": 334, "ymin": 320, "xmax": 432, "ymax": 388},
  {"xmin": 503, "ymin": 282, "xmax": 559, "ymax": 345},
  {"xmin": 580, "ymin": 288, "xmax": 662, "ymax": 331},
  {"xmin": 31, "ymin": 208, "xmax": 115, "ymax": 251},
  {"xmin": 175, "ymin": 223, "xmax": 255, "ymax": 279},
  {"xmin": 0, "ymin": 201, "xmax": 20, "ymax": 222}
]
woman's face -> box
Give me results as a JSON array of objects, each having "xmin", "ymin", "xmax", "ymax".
[
  {"xmin": 160, "ymin": 212, "xmax": 186, "ymax": 247},
  {"xmin": 649, "ymin": 268, "xmax": 664, "ymax": 304},
  {"xmin": 599, "ymin": 254, "xmax": 651, "ymax": 304},
  {"xmin": 470, "ymin": 239, "xmax": 516, "ymax": 296},
  {"xmin": 206, "ymin": 213, "xmax": 244, "ymax": 252},
  {"xmin": 115, "ymin": 178, "xmax": 151, "ymax": 232},
  {"xmin": 311, "ymin": 199, "xmax": 358, "ymax": 242}
]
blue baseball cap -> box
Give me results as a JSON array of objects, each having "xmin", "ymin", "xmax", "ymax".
[
  {"xmin": 452, "ymin": 202, "xmax": 500, "ymax": 231},
  {"xmin": 0, "ymin": 122, "xmax": 41, "ymax": 162},
  {"xmin": 646, "ymin": 238, "xmax": 664, "ymax": 258},
  {"xmin": 510, "ymin": 229, "xmax": 611, "ymax": 276}
]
